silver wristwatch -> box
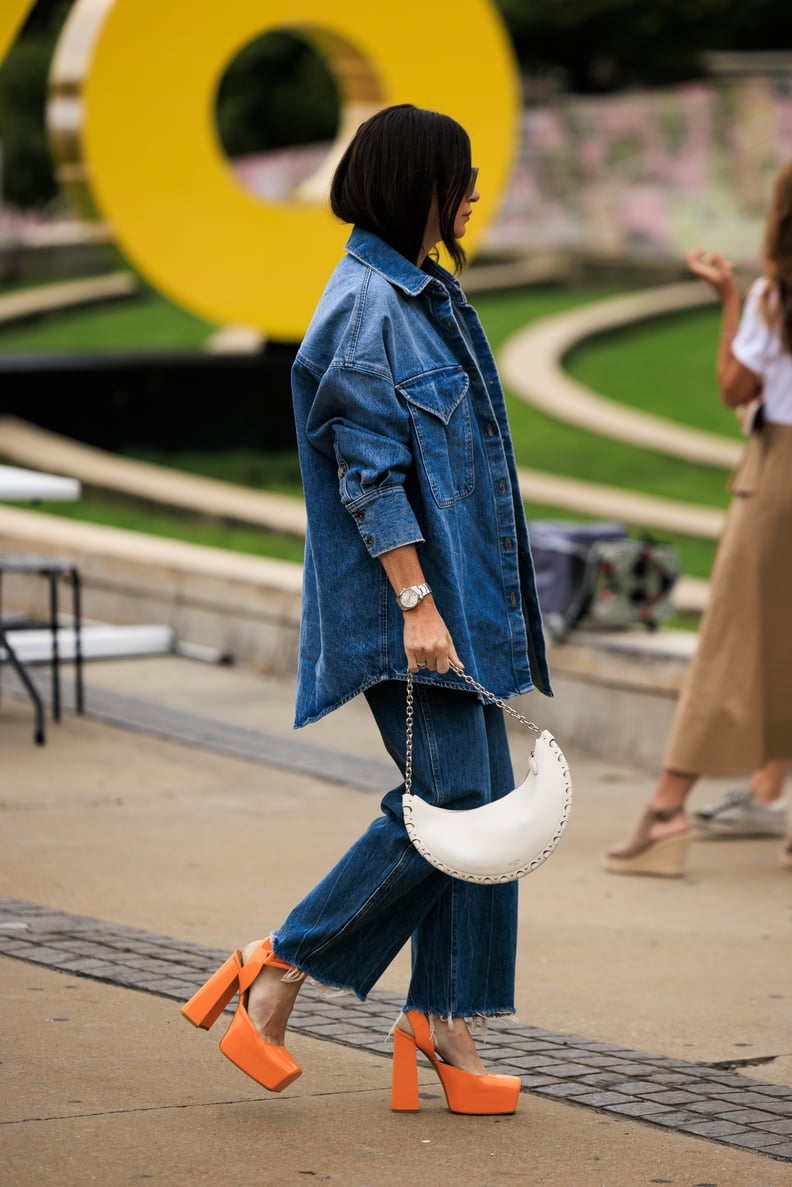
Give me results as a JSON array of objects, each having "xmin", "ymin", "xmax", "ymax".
[{"xmin": 396, "ymin": 583, "xmax": 432, "ymax": 611}]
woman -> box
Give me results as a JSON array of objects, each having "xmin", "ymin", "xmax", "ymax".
[
  {"xmin": 606, "ymin": 161, "xmax": 792, "ymax": 878},
  {"xmin": 182, "ymin": 105, "xmax": 552, "ymax": 1114}
]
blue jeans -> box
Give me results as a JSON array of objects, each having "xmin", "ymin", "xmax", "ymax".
[{"xmin": 272, "ymin": 680, "xmax": 519, "ymax": 1018}]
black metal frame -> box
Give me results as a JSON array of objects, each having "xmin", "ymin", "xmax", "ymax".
[{"xmin": 0, "ymin": 556, "xmax": 84, "ymax": 745}]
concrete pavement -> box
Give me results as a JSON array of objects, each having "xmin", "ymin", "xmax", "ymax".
[{"xmin": 2, "ymin": 653, "xmax": 791, "ymax": 1186}]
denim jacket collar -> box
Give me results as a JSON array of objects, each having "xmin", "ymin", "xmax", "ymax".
[{"xmin": 344, "ymin": 226, "xmax": 465, "ymax": 304}]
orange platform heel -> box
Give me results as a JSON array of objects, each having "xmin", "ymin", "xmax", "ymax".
[
  {"xmin": 391, "ymin": 1011, "xmax": 521, "ymax": 1116},
  {"xmin": 182, "ymin": 938, "xmax": 304, "ymax": 1092},
  {"xmin": 181, "ymin": 951, "xmax": 240, "ymax": 1030}
]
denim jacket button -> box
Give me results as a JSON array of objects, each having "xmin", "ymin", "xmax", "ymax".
[
  {"xmin": 338, "ymin": 466, "xmax": 346, "ymax": 478},
  {"xmin": 355, "ymin": 510, "xmax": 366, "ymax": 521}
]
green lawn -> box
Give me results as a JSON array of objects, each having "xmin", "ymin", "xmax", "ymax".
[
  {"xmin": 0, "ymin": 278, "xmax": 734, "ymax": 586},
  {"xmin": 564, "ymin": 305, "xmax": 740, "ymax": 437},
  {"xmin": 127, "ymin": 448, "xmax": 305, "ymax": 498},
  {"xmin": 0, "ymin": 289, "xmax": 214, "ymax": 353},
  {"xmin": 474, "ymin": 291, "xmax": 734, "ymax": 511},
  {"xmin": 29, "ymin": 495, "xmax": 306, "ymax": 565}
]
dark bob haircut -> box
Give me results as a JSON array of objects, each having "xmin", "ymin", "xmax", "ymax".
[{"xmin": 330, "ymin": 104, "xmax": 472, "ymax": 274}]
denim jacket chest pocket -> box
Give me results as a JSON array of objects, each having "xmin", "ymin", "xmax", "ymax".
[{"xmin": 397, "ymin": 366, "xmax": 475, "ymax": 508}]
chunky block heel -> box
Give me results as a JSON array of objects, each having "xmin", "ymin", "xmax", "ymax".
[
  {"xmin": 391, "ymin": 1011, "xmax": 521, "ymax": 1116},
  {"xmin": 181, "ymin": 952, "xmax": 241, "ymax": 1029},
  {"xmin": 181, "ymin": 938, "xmax": 305, "ymax": 1092},
  {"xmin": 391, "ymin": 1026, "xmax": 420, "ymax": 1112}
]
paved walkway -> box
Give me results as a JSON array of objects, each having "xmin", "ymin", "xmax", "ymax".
[{"xmin": 2, "ymin": 654, "xmax": 790, "ymax": 1185}]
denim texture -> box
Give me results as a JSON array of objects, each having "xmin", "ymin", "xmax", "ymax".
[
  {"xmin": 273, "ymin": 681, "xmax": 519, "ymax": 1017},
  {"xmin": 292, "ymin": 227, "xmax": 551, "ymax": 727}
]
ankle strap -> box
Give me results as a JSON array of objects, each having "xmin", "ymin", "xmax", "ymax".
[{"xmin": 651, "ymin": 806, "xmax": 685, "ymax": 822}]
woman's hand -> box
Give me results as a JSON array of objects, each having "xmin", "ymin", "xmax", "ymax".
[
  {"xmin": 685, "ymin": 248, "xmax": 759, "ymax": 407},
  {"xmin": 378, "ymin": 543, "xmax": 464, "ymax": 675},
  {"xmin": 686, "ymin": 248, "xmax": 738, "ymax": 301},
  {"xmin": 403, "ymin": 599, "xmax": 463, "ymax": 675}
]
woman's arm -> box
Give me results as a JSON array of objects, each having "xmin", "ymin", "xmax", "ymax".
[
  {"xmin": 378, "ymin": 544, "xmax": 463, "ymax": 675},
  {"xmin": 686, "ymin": 249, "xmax": 762, "ymax": 408}
]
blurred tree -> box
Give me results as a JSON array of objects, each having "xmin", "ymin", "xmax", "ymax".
[
  {"xmin": 496, "ymin": 0, "xmax": 792, "ymax": 93},
  {"xmin": 0, "ymin": 0, "xmax": 70, "ymax": 209},
  {"xmin": 216, "ymin": 31, "xmax": 338, "ymax": 156},
  {"xmin": 0, "ymin": 10, "xmax": 339, "ymax": 210}
]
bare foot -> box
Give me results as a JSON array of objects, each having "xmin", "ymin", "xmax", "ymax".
[
  {"xmin": 241, "ymin": 940, "xmax": 303, "ymax": 1046},
  {"xmin": 396, "ymin": 1013, "xmax": 488, "ymax": 1075}
]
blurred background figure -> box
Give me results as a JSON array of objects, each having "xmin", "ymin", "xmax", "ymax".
[{"xmin": 606, "ymin": 161, "xmax": 792, "ymax": 878}]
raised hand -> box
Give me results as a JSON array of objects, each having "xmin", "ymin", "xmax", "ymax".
[{"xmin": 686, "ymin": 248, "xmax": 737, "ymax": 299}]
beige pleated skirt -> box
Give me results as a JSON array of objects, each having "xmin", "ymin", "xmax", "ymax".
[{"xmin": 664, "ymin": 422, "xmax": 792, "ymax": 775}]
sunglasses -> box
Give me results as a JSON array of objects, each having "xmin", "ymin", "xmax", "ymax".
[{"xmin": 466, "ymin": 167, "xmax": 479, "ymax": 198}]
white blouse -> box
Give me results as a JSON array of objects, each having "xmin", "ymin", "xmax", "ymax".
[{"xmin": 732, "ymin": 277, "xmax": 792, "ymax": 425}]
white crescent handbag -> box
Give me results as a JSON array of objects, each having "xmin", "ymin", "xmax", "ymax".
[{"xmin": 402, "ymin": 665, "xmax": 572, "ymax": 884}]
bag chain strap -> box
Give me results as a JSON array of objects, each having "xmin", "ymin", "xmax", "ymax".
[{"xmin": 404, "ymin": 662, "xmax": 541, "ymax": 797}]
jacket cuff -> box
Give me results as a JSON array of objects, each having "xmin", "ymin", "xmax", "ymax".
[{"xmin": 345, "ymin": 486, "xmax": 425, "ymax": 558}]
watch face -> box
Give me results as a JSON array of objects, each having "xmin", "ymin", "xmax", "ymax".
[{"xmin": 400, "ymin": 588, "xmax": 419, "ymax": 609}]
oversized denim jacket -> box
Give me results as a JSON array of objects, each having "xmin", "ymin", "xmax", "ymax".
[{"xmin": 292, "ymin": 227, "xmax": 551, "ymax": 727}]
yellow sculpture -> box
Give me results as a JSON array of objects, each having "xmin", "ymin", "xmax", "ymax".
[{"xmin": 1, "ymin": 1, "xmax": 519, "ymax": 340}]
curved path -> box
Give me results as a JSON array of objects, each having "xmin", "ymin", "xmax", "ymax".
[
  {"xmin": 0, "ymin": 415, "xmax": 307, "ymax": 538},
  {"xmin": 498, "ymin": 281, "xmax": 742, "ymax": 469},
  {"xmin": 0, "ymin": 271, "xmax": 137, "ymax": 323}
]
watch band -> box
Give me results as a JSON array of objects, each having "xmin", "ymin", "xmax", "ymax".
[{"xmin": 396, "ymin": 583, "xmax": 432, "ymax": 610}]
